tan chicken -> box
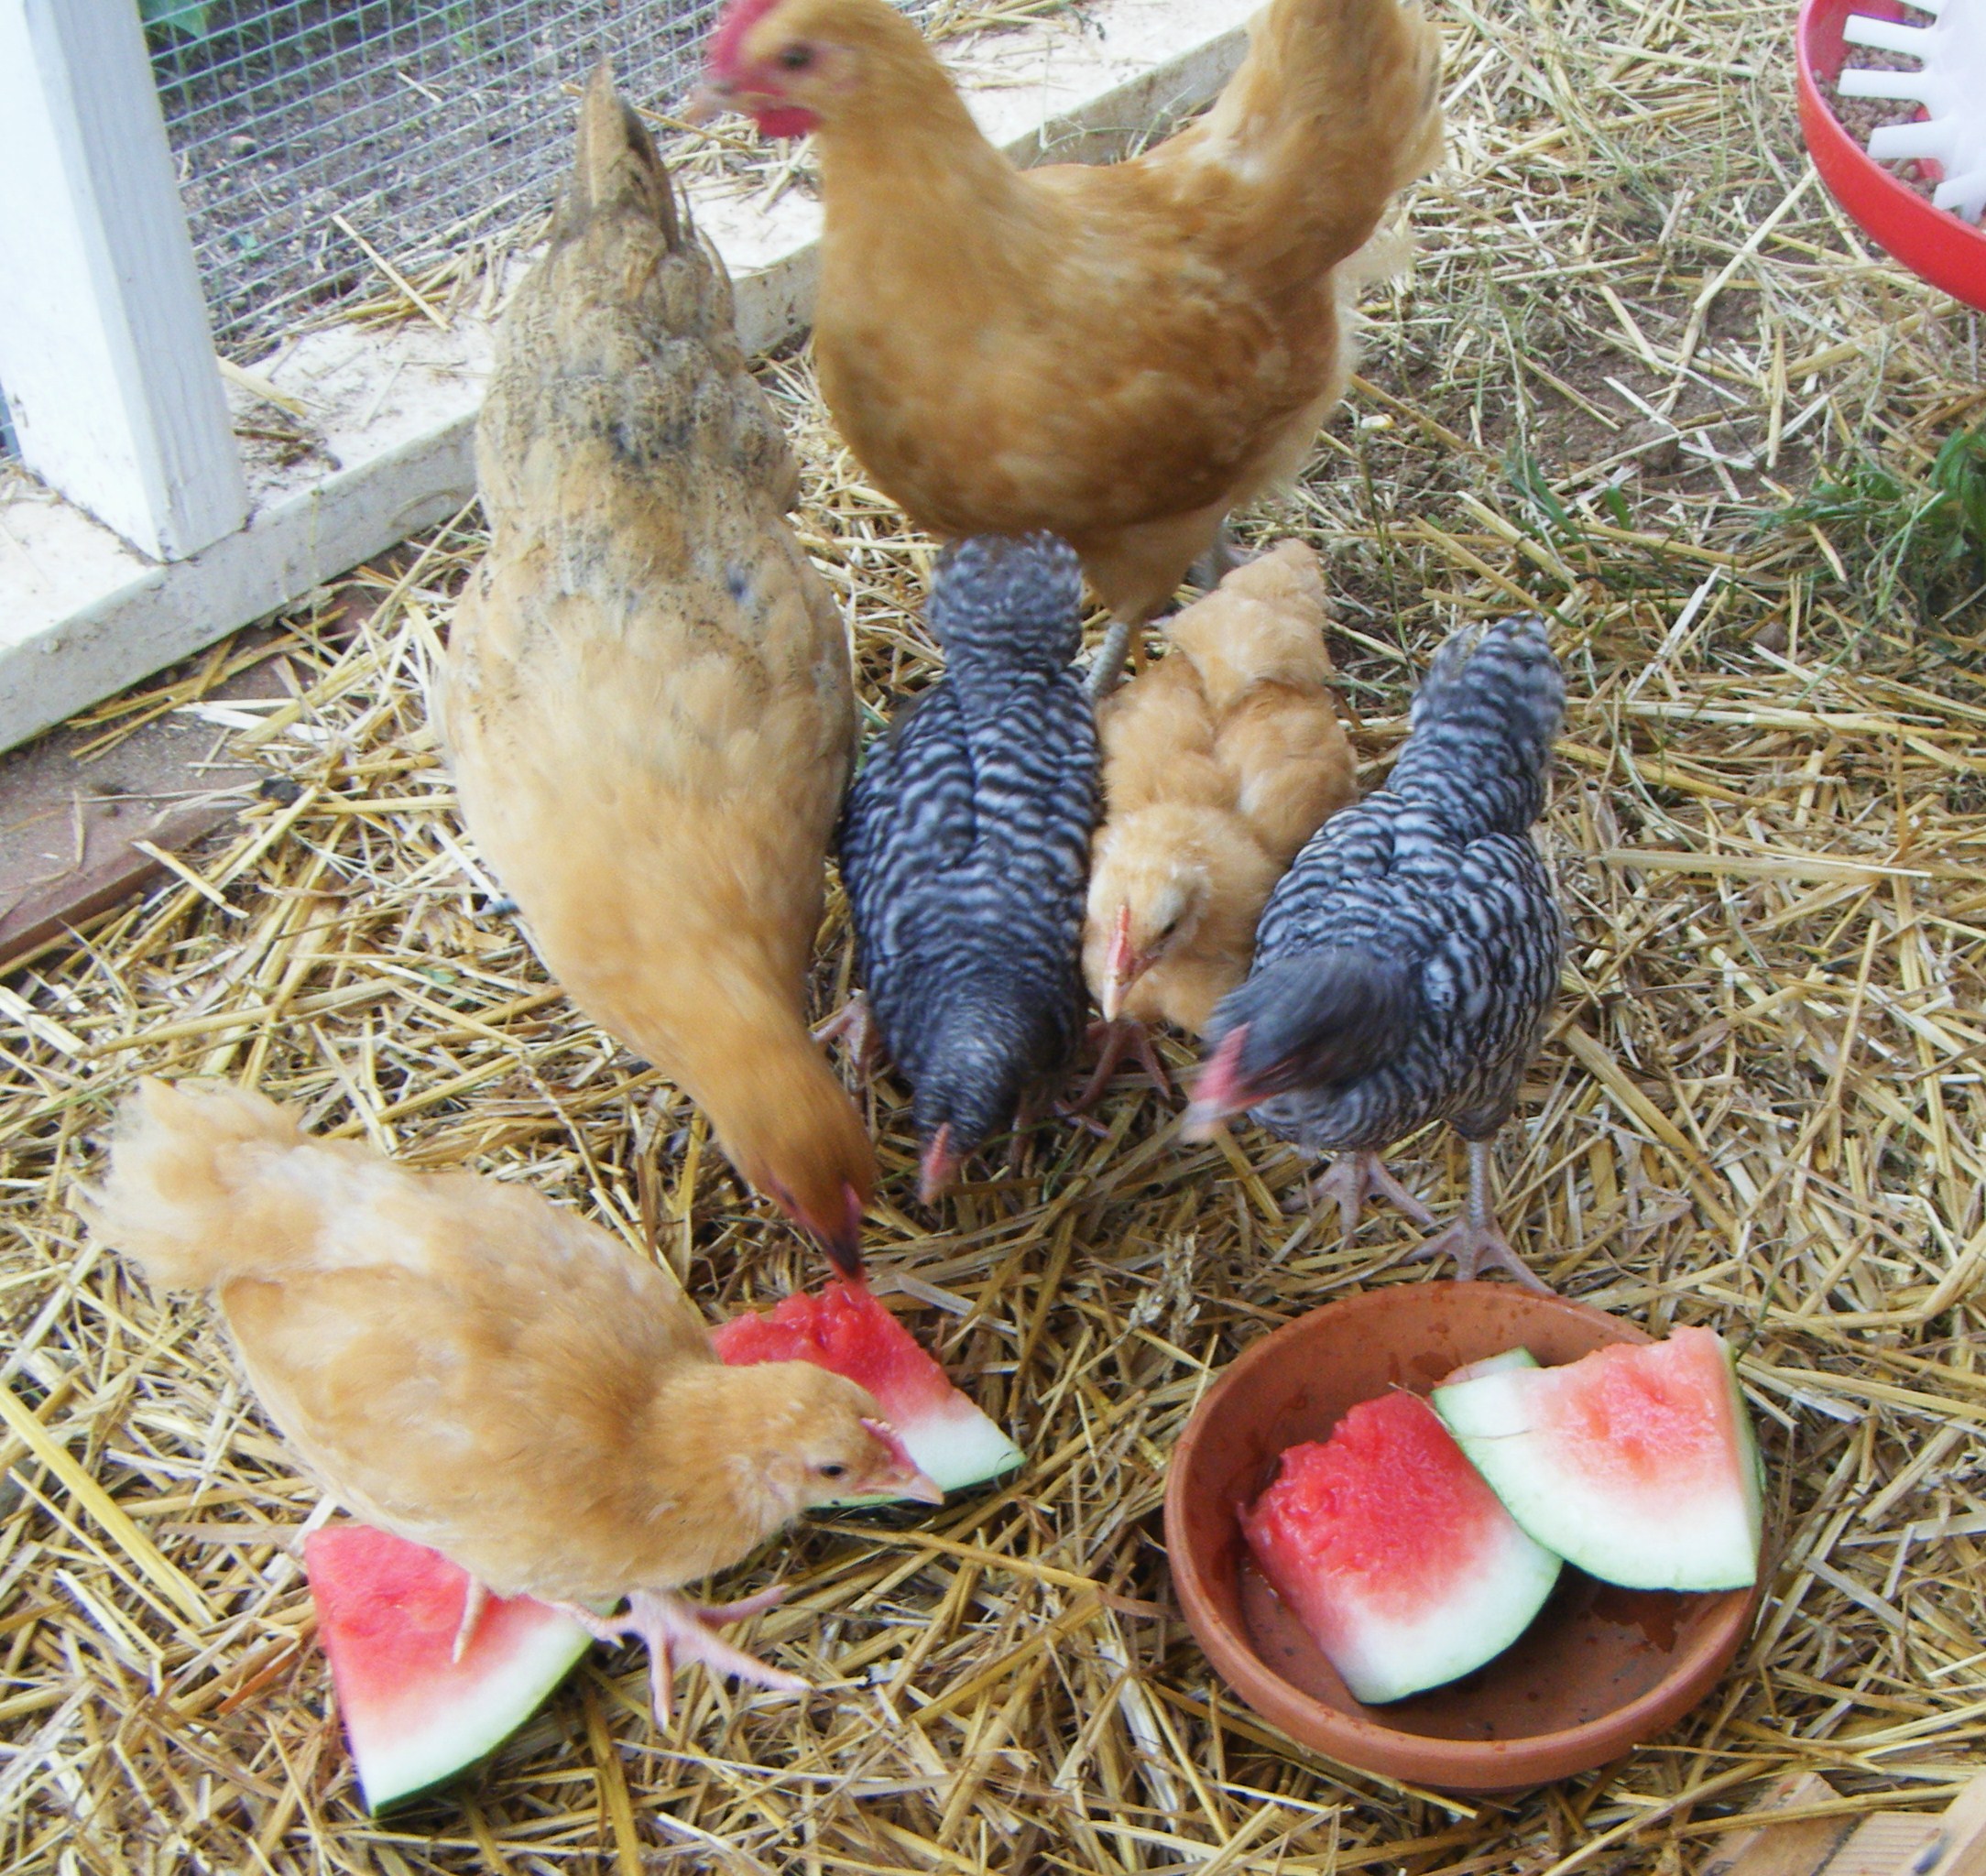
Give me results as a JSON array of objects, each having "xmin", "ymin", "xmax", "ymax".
[
  {"xmin": 693, "ymin": 0, "xmax": 1443, "ymax": 691},
  {"xmin": 442, "ymin": 65, "xmax": 873, "ymax": 1274},
  {"xmin": 82, "ymin": 1080, "xmax": 938, "ymax": 1722},
  {"xmin": 1079, "ymin": 542, "xmax": 1357, "ymax": 1101}
]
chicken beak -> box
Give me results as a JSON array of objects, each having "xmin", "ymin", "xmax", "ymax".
[
  {"xmin": 1181, "ymin": 1024, "xmax": 1252, "ymax": 1142},
  {"xmin": 861, "ymin": 1418, "xmax": 945, "ymax": 1505},
  {"xmin": 1101, "ymin": 903, "xmax": 1147, "ymax": 1022},
  {"xmin": 918, "ymin": 1126, "xmax": 960, "ymax": 1207},
  {"xmin": 817, "ymin": 1181, "xmax": 868, "ymax": 1283}
]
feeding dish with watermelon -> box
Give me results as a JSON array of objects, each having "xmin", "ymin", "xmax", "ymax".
[
  {"xmin": 1237, "ymin": 1326, "xmax": 1761, "ymax": 1705},
  {"xmin": 1168, "ymin": 1284, "xmax": 1766, "ymax": 1790},
  {"xmin": 711, "ymin": 1279, "xmax": 1023, "ymax": 1495}
]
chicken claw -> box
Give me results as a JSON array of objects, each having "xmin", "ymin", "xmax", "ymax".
[
  {"xmin": 1071, "ymin": 1017, "xmax": 1173, "ymax": 1109},
  {"xmin": 1400, "ymin": 1138, "xmax": 1550, "ymax": 1291},
  {"xmin": 557, "ymin": 1586, "xmax": 805, "ymax": 1726},
  {"xmin": 452, "ymin": 1576, "xmax": 491, "ymax": 1664},
  {"xmin": 1289, "ymin": 1150, "xmax": 1436, "ymax": 1234},
  {"xmin": 813, "ymin": 993, "xmax": 880, "ymax": 1079}
]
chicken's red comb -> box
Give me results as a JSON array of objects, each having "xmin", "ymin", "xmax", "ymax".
[{"xmin": 707, "ymin": 0, "xmax": 783, "ymax": 79}]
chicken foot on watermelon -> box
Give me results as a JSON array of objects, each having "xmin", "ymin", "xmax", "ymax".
[
  {"xmin": 1401, "ymin": 1137, "xmax": 1550, "ymax": 1292},
  {"xmin": 556, "ymin": 1586, "xmax": 807, "ymax": 1724}
]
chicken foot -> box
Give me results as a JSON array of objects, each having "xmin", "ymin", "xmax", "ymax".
[
  {"xmin": 1402, "ymin": 1138, "xmax": 1550, "ymax": 1291},
  {"xmin": 556, "ymin": 1585, "xmax": 805, "ymax": 1726},
  {"xmin": 1069, "ymin": 1017, "xmax": 1173, "ymax": 1109},
  {"xmin": 812, "ymin": 993, "xmax": 880, "ymax": 1080},
  {"xmin": 452, "ymin": 1576, "xmax": 491, "ymax": 1663},
  {"xmin": 1287, "ymin": 1150, "xmax": 1437, "ymax": 1235}
]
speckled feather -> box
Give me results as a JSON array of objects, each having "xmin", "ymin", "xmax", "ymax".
[
  {"xmin": 1214, "ymin": 614, "xmax": 1566, "ymax": 1152},
  {"xmin": 838, "ymin": 536, "xmax": 1099, "ymax": 1158}
]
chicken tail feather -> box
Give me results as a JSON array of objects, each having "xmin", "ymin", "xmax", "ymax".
[
  {"xmin": 1388, "ymin": 613, "xmax": 1566, "ymax": 840},
  {"xmin": 1201, "ymin": 0, "xmax": 1446, "ymax": 262},
  {"xmin": 566, "ymin": 60, "xmax": 681, "ymax": 246},
  {"xmin": 79, "ymin": 1079, "xmax": 322, "ymax": 1292}
]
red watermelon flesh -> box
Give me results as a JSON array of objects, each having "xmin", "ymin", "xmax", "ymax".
[
  {"xmin": 304, "ymin": 1525, "xmax": 590, "ymax": 1811},
  {"xmin": 711, "ymin": 1281, "xmax": 1021, "ymax": 1495},
  {"xmin": 1241, "ymin": 1391, "xmax": 1562, "ymax": 1705},
  {"xmin": 1433, "ymin": 1327, "xmax": 1762, "ymax": 1592}
]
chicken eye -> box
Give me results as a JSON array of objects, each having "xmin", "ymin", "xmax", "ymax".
[
  {"xmin": 778, "ymin": 42, "xmax": 815, "ymax": 70},
  {"xmin": 817, "ymin": 1461, "xmax": 847, "ymax": 1478}
]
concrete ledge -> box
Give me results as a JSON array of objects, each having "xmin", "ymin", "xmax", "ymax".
[{"xmin": 0, "ymin": 0, "xmax": 1253, "ymax": 755}]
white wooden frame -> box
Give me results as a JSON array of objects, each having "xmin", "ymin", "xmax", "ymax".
[
  {"xmin": 0, "ymin": 0, "xmax": 1257, "ymax": 755},
  {"xmin": 0, "ymin": 0, "xmax": 246, "ymax": 562}
]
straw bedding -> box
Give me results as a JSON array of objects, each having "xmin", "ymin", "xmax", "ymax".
[{"xmin": 4, "ymin": 0, "xmax": 1985, "ymax": 1869}]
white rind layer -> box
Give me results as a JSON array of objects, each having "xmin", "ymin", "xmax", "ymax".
[
  {"xmin": 902, "ymin": 1399, "xmax": 1026, "ymax": 1496},
  {"xmin": 355, "ymin": 1609, "xmax": 592, "ymax": 1811},
  {"xmin": 1326, "ymin": 1518, "xmax": 1562, "ymax": 1706},
  {"xmin": 1433, "ymin": 1347, "xmax": 1762, "ymax": 1593}
]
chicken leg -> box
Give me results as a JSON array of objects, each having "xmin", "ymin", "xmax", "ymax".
[
  {"xmin": 1402, "ymin": 1138, "xmax": 1549, "ymax": 1290},
  {"xmin": 813, "ymin": 992, "xmax": 881, "ymax": 1080},
  {"xmin": 557, "ymin": 1586, "xmax": 805, "ymax": 1725},
  {"xmin": 1287, "ymin": 1150, "xmax": 1437, "ymax": 1235},
  {"xmin": 1071, "ymin": 1017, "xmax": 1173, "ymax": 1108}
]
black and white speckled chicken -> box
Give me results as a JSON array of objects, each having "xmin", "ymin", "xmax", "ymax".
[
  {"xmin": 835, "ymin": 534, "xmax": 1098, "ymax": 1203},
  {"xmin": 1183, "ymin": 613, "xmax": 1565, "ymax": 1288}
]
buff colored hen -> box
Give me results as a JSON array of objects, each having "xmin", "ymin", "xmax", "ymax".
[
  {"xmin": 693, "ymin": 0, "xmax": 1443, "ymax": 692},
  {"xmin": 82, "ymin": 1080, "xmax": 937, "ymax": 1724},
  {"xmin": 442, "ymin": 66, "xmax": 873, "ymax": 1274},
  {"xmin": 1079, "ymin": 542, "xmax": 1356, "ymax": 1102}
]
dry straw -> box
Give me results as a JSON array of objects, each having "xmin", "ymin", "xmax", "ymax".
[{"xmin": 5, "ymin": 0, "xmax": 1986, "ymax": 1869}]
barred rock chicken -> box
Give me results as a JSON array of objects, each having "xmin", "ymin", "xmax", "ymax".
[
  {"xmin": 82, "ymin": 1080, "xmax": 938, "ymax": 1724},
  {"xmin": 442, "ymin": 66, "xmax": 874, "ymax": 1276},
  {"xmin": 693, "ymin": 0, "xmax": 1445, "ymax": 692},
  {"xmin": 836, "ymin": 535, "xmax": 1097, "ymax": 1201},
  {"xmin": 1080, "ymin": 542, "xmax": 1357, "ymax": 1102},
  {"xmin": 1184, "ymin": 615, "xmax": 1565, "ymax": 1289}
]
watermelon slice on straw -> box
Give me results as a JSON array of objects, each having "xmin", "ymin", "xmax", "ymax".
[
  {"xmin": 304, "ymin": 1525, "xmax": 589, "ymax": 1812},
  {"xmin": 712, "ymin": 1280, "xmax": 1022, "ymax": 1496},
  {"xmin": 1434, "ymin": 1326, "xmax": 1762, "ymax": 1592},
  {"xmin": 1241, "ymin": 1390, "xmax": 1562, "ymax": 1705}
]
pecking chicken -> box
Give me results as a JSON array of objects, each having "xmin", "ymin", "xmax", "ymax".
[
  {"xmin": 693, "ymin": 0, "xmax": 1445, "ymax": 691},
  {"xmin": 835, "ymin": 534, "xmax": 1097, "ymax": 1201},
  {"xmin": 82, "ymin": 1080, "xmax": 939, "ymax": 1723},
  {"xmin": 1080, "ymin": 541, "xmax": 1357, "ymax": 1102},
  {"xmin": 442, "ymin": 65, "xmax": 873, "ymax": 1276},
  {"xmin": 1183, "ymin": 614, "xmax": 1565, "ymax": 1289}
]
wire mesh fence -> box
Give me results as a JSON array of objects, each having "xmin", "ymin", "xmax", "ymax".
[{"xmin": 144, "ymin": 0, "xmax": 730, "ymax": 363}]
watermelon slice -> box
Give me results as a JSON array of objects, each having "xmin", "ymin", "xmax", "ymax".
[
  {"xmin": 1433, "ymin": 1327, "xmax": 1762, "ymax": 1592},
  {"xmin": 304, "ymin": 1525, "xmax": 590, "ymax": 1812},
  {"xmin": 1240, "ymin": 1391, "xmax": 1562, "ymax": 1705},
  {"xmin": 1441, "ymin": 1346, "xmax": 1540, "ymax": 1387},
  {"xmin": 711, "ymin": 1281, "xmax": 1021, "ymax": 1496}
]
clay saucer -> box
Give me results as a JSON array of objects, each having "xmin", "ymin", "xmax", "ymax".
[{"xmin": 1164, "ymin": 1282, "xmax": 1761, "ymax": 1793}]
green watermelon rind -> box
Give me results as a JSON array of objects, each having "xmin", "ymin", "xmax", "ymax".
[
  {"xmin": 355, "ymin": 1614, "xmax": 594, "ymax": 1812},
  {"xmin": 1432, "ymin": 1329, "xmax": 1762, "ymax": 1594}
]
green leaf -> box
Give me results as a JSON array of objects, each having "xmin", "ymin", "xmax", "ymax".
[{"xmin": 141, "ymin": 0, "xmax": 211, "ymax": 41}]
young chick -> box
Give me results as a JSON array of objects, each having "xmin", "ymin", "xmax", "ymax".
[
  {"xmin": 837, "ymin": 535, "xmax": 1098, "ymax": 1200},
  {"xmin": 442, "ymin": 66, "xmax": 874, "ymax": 1277},
  {"xmin": 1080, "ymin": 543, "xmax": 1357, "ymax": 1100},
  {"xmin": 82, "ymin": 1080, "xmax": 938, "ymax": 1724},
  {"xmin": 1184, "ymin": 615, "xmax": 1565, "ymax": 1288}
]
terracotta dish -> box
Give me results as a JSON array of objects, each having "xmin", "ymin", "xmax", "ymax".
[{"xmin": 1164, "ymin": 1282, "xmax": 1761, "ymax": 1792}]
